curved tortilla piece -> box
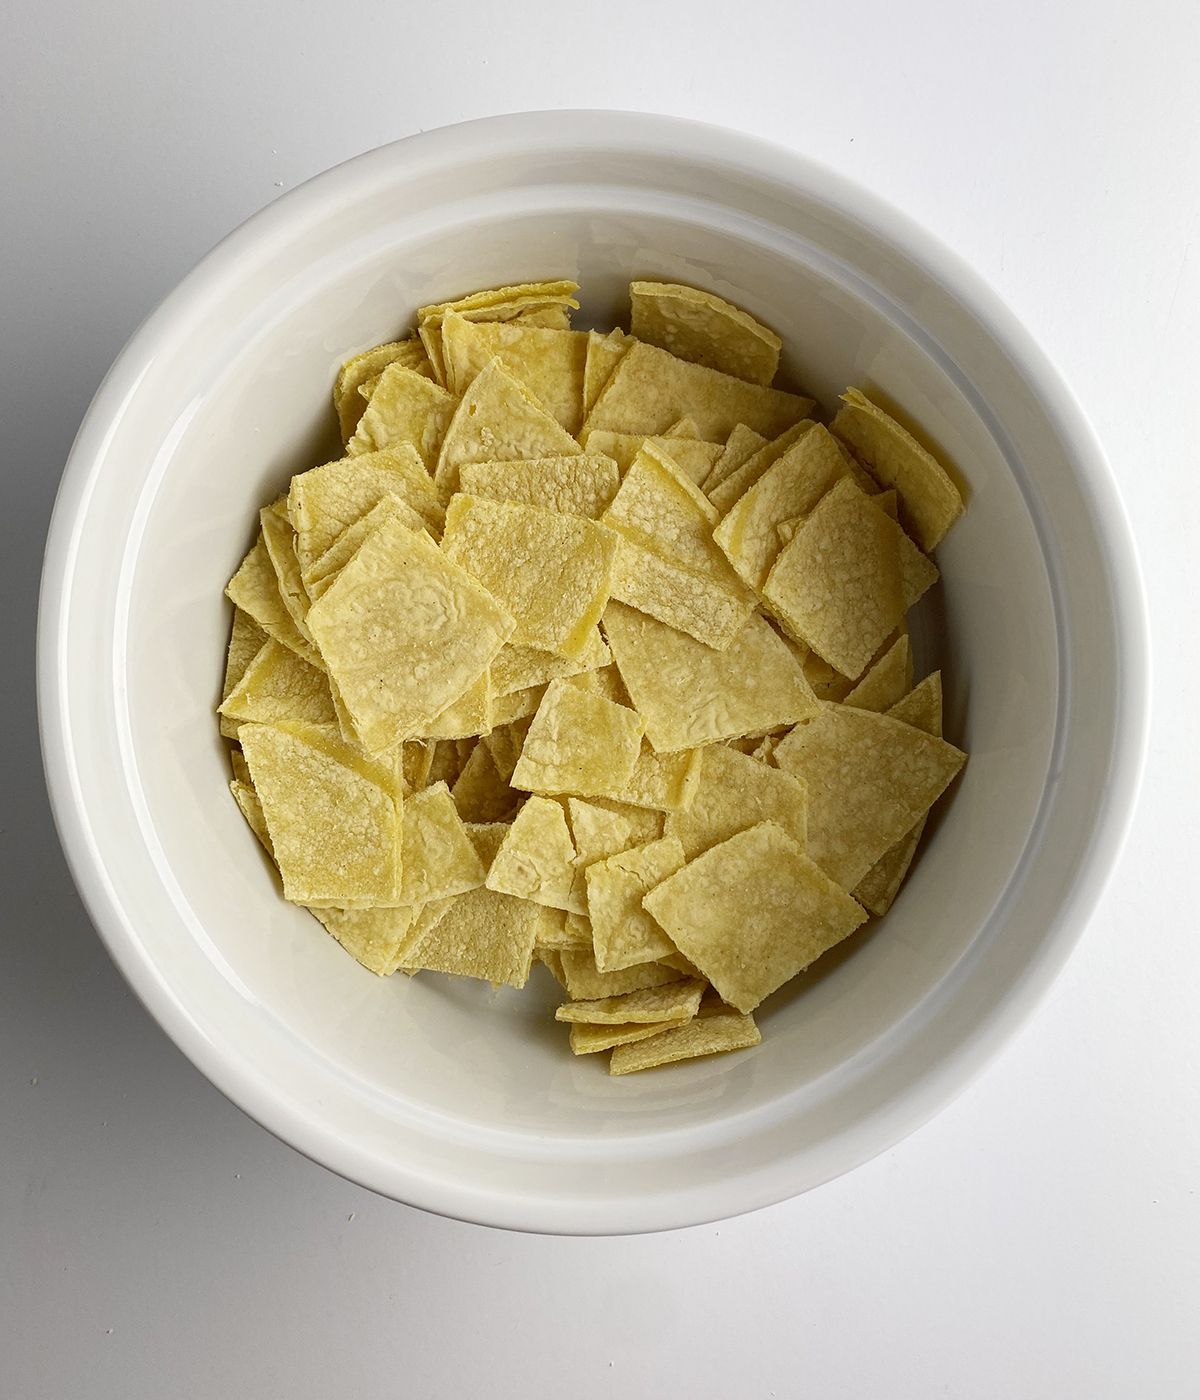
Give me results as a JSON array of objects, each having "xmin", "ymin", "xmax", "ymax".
[{"xmin": 629, "ymin": 281, "xmax": 781, "ymax": 385}]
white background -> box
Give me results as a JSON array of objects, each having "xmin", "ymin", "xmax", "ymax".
[{"xmin": 3, "ymin": 2, "xmax": 1198, "ymax": 1396}]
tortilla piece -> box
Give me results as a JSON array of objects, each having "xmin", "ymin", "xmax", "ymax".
[
  {"xmin": 450, "ymin": 739, "xmax": 519, "ymax": 823},
  {"xmin": 289, "ymin": 447, "xmax": 444, "ymax": 575},
  {"xmin": 707, "ymin": 419, "xmax": 817, "ymax": 515},
  {"xmin": 830, "ymin": 388, "xmax": 964, "ymax": 551},
  {"xmin": 239, "ymin": 721, "xmax": 402, "ymax": 907},
  {"xmin": 713, "ymin": 424, "xmax": 853, "ymax": 593},
  {"xmin": 565, "ymin": 662, "xmax": 631, "ymax": 707},
  {"xmin": 441, "ymin": 313, "xmax": 588, "ymax": 435},
  {"xmin": 556, "ymin": 976, "xmax": 704, "ymax": 1025},
  {"xmin": 510, "ymin": 679, "xmax": 646, "ymax": 798},
  {"xmin": 629, "ymin": 282, "xmax": 781, "ymax": 386},
  {"xmin": 601, "ymin": 742, "xmax": 703, "ymax": 813},
  {"xmin": 302, "ymin": 494, "xmax": 433, "ymax": 603},
  {"xmin": 306, "ymin": 515, "xmax": 515, "ymax": 752},
  {"xmin": 226, "ymin": 534, "xmax": 325, "ymax": 671},
  {"xmin": 347, "ymin": 364, "xmax": 458, "ymax": 471},
  {"xmin": 419, "ymin": 669, "xmax": 493, "ymax": 741},
  {"xmin": 480, "ymin": 722, "xmax": 527, "ymax": 783},
  {"xmin": 583, "ymin": 328, "xmax": 634, "ymax": 417},
  {"xmin": 664, "ymin": 744, "xmax": 807, "ymax": 860},
  {"xmin": 569, "ymin": 1021, "xmax": 684, "ymax": 1055},
  {"xmin": 434, "ymin": 357, "xmax": 583, "ymax": 504},
  {"xmin": 773, "ymin": 703, "xmax": 966, "ymax": 889},
  {"xmin": 416, "ymin": 281, "xmax": 580, "ymax": 384},
  {"xmin": 230, "ymin": 778, "xmax": 274, "ymax": 855},
  {"xmin": 609, "ymin": 1005, "xmax": 761, "ymax": 1074},
  {"xmin": 842, "ymin": 635, "xmax": 911, "ymax": 712},
  {"xmin": 335, "ymin": 338, "xmax": 431, "ymax": 441},
  {"xmin": 586, "ymin": 837, "xmax": 688, "ymax": 971},
  {"xmin": 702, "ymin": 424, "xmax": 768, "ymax": 494},
  {"xmin": 222, "ymin": 607, "xmax": 269, "ymax": 706},
  {"xmin": 459, "ymin": 454, "xmax": 620, "ymax": 521},
  {"xmin": 601, "ymin": 443, "xmax": 756, "ymax": 650},
  {"xmin": 537, "ymin": 946, "xmax": 568, "ymax": 986},
  {"xmin": 400, "ymin": 740, "xmax": 435, "ymax": 793},
  {"xmin": 486, "ymin": 795, "xmax": 577, "ymax": 909},
  {"xmin": 563, "ymin": 797, "xmax": 634, "ymax": 914},
  {"xmin": 489, "ymin": 685, "xmax": 546, "ymax": 727},
  {"xmin": 397, "ymin": 780, "xmax": 488, "ymax": 907},
  {"xmin": 559, "ymin": 950, "xmax": 686, "ymax": 1001},
  {"xmin": 888, "ymin": 671, "xmax": 943, "ymax": 734},
  {"xmin": 533, "ymin": 907, "xmax": 591, "ymax": 953},
  {"xmin": 260, "ymin": 499, "xmax": 314, "ymax": 641},
  {"xmin": 490, "ymin": 630, "xmax": 609, "ymax": 698},
  {"xmin": 426, "ymin": 739, "xmax": 464, "ymax": 789},
  {"xmin": 643, "ymin": 822, "xmax": 867, "ymax": 1012},
  {"xmin": 649, "ymin": 437, "xmax": 726, "ymax": 488},
  {"xmin": 218, "ymin": 637, "xmax": 336, "ymax": 728},
  {"xmin": 441, "ymin": 495, "xmax": 619, "ymax": 659},
  {"xmin": 309, "ymin": 905, "xmax": 416, "ymax": 976},
  {"xmin": 582, "ymin": 341, "xmax": 811, "ymax": 442},
  {"xmin": 762, "ymin": 478, "xmax": 939, "ymax": 681},
  {"xmin": 602, "ymin": 602, "xmax": 819, "ymax": 752}
]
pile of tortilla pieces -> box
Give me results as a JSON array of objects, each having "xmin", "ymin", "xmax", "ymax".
[{"xmin": 219, "ymin": 278, "xmax": 967, "ymax": 1075}]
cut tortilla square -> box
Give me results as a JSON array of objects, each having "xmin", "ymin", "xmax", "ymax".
[
  {"xmin": 510, "ymin": 679, "xmax": 646, "ymax": 798},
  {"xmin": 762, "ymin": 477, "xmax": 938, "ymax": 681},
  {"xmin": 842, "ymin": 635, "xmax": 912, "ymax": 712},
  {"xmin": 441, "ymin": 313, "xmax": 588, "ymax": 435},
  {"xmin": 585, "ymin": 836, "xmax": 687, "ymax": 971},
  {"xmin": 707, "ymin": 419, "xmax": 816, "ymax": 515},
  {"xmin": 603, "ymin": 602, "xmax": 820, "ymax": 752},
  {"xmin": 486, "ymin": 794, "xmax": 577, "ymax": 909},
  {"xmin": 398, "ymin": 781, "xmax": 487, "ymax": 907},
  {"xmin": 302, "ymin": 494, "xmax": 433, "ymax": 603},
  {"xmin": 702, "ymin": 423, "xmax": 768, "ymax": 494},
  {"xmin": 347, "ymin": 364, "xmax": 458, "ymax": 471},
  {"xmin": 583, "ymin": 328, "xmax": 634, "ymax": 417},
  {"xmin": 309, "ymin": 905, "xmax": 416, "ymax": 976},
  {"xmin": 239, "ymin": 721, "xmax": 402, "ymax": 908},
  {"xmin": 559, "ymin": 950, "xmax": 686, "ymax": 1001},
  {"xmin": 568, "ymin": 1020, "xmax": 685, "ymax": 1055},
  {"xmin": 305, "ymin": 514, "xmax": 515, "ymax": 753},
  {"xmin": 643, "ymin": 822, "xmax": 867, "ymax": 1012},
  {"xmin": 218, "ymin": 637, "xmax": 336, "ymax": 728},
  {"xmin": 830, "ymin": 388, "xmax": 964, "ymax": 551},
  {"xmin": 402, "ymin": 883, "xmax": 540, "ymax": 988},
  {"xmin": 772, "ymin": 703, "xmax": 966, "ymax": 889},
  {"xmin": 226, "ymin": 534, "xmax": 325, "ymax": 671},
  {"xmin": 582, "ymin": 340, "xmax": 812, "ymax": 442},
  {"xmin": 556, "ymin": 976, "xmax": 705, "ymax": 1025},
  {"xmin": 434, "ymin": 357, "xmax": 583, "ymax": 504},
  {"xmin": 260, "ymin": 499, "xmax": 314, "ymax": 642},
  {"xmin": 441, "ymin": 495, "xmax": 619, "ymax": 659},
  {"xmin": 222, "ymin": 607, "xmax": 269, "ymax": 705},
  {"xmin": 458, "ymin": 454, "xmax": 620, "ymax": 520},
  {"xmin": 334, "ymin": 337, "xmax": 432, "ymax": 442},
  {"xmin": 629, "ymin": 281, "xmax": 781, "ymax": 385},
  {"xmin": 664, "ymin": 744, "xmax": 807, "ymax": 860},
  {"xmin": 608, "ymin": 1006, "xmax": 761, "ymax": 1074}
]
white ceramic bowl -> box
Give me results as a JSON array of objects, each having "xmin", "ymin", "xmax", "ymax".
[{"xmin": 39, "ymin": 111, "xmax": 1147, "ymax": 1235}]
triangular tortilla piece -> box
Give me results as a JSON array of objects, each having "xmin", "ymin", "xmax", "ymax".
[
  {"xmin": 225, "ymin": 534, "xmax": 324, "ymax": 671},
  {"xmin": 510, "ymin": 679, "xmax": 646, "ymax": 798},
  {"xmin": 598, "ymin": 742, "xmax": 703, "ymax": 813},
  {"xmin": 564, "ymin": 797, "xmax": 634, "ymax": 915},
  {"xmin": 578, "ymin": 796, "xmax": 664, "ymax": 846},
  {"xmin": 830, "ymin": 388, "xmax": 964, "ymax": 551},
  {"xmin": 629, "ymin": 281, "xmax": 781, "ymax": 385},
  {"xmin": 565, "ymin": 663, "xmax": 631, "ymax": 707},
  {"xmin": 664, "ymin": 745, "xmax": 807, "ymax": 860},
  {"xmin": 888, "ymin": 671, "xmax": 943, "ymax": 733},
  {"xmin": 585, "ymin": 837, "xmax": 687, "ymax": 971},
  {"xmin": 416, "ymin": 281, "xmax": 580, "ymax": 384},
  {"xmin": 346, "ymin": 364, "xmax": 458, "ymax": 470},
  {"xmin": 532, "ymin": 911, "xmax": 582, "ymax": 958},
  {"xmin": 713, "ymin": 424, "xmax": 853, "ymax": 593},
  {"xmin": 418, "ymin": 669, "xmax": 493, "ymax": 741},
  {"xmin": 485, "ymin": 794, "xmax": 577, "ymax": 909},
  {"xmin": 305, "ymin": 515, "xmax": 515, "ymax": 753},
  {"xmin": 303, "ymin": 494, "xmax": 432, "ymax": 603},
  {"xmin": 450, "ymin": 740, "xmax": 520, "ymax": 823},
  {"xmin": 762, "ymin": 478, "xmax": 938, "ymax": 680},
  {"xmin": 334, "ymin": 337, "xmax": 431, "ymax": 443},
  {"xmin": 489, "ymin": 629, "xmax": 610, "ymax": 698},
  {"xmin": 289, "ymin": 446, "xmax": 444, "ymax": 574},
  {"xmin": 559, "ymin": 950, "xmax": 686, "ymax": 1001},
  {"xmin": 222, "ymin": 607, "xmax": 269, "ymax": 706},
  {"xmin": 582, "ymin": 341, "xmax": 811, "ymax": 441},
  {"xmin": 643, "ymin": 822, "xmax": 867, "ymax": 1012},
  {"xmin": 459, "ymin": 454, "xmax": 620, "ymax": 520},
  {"xmin": 556, "ymin": 976, "xmax": 704, "ymax": 1025},
  {"xmin": 401, "ymin": 740, "xmax": 435, "ymax": 793},
  {"xmin": 583, "ymin": 328, "xmax": 634, "ymax": 417},
  {"xmin": 490, "ymin": 685, "xmax": 546, "ymax": 727},
  {"xmin": 702, "ymin": 424, "xmax": 767, "ymax": 494},
  {"xmin": 309, "ymin": 905, "xmax": 417, "ymax": 976},
  {"xmin": 441, "ymin": 495, "xmax": 619, "ymax": 659},
  {"xmin": 230, "ymin": 778, "xmax": 273, "ymax": 855},
  {"xmin": 603, "ymin": 602, "xmax": 819, "ymax": 752},
  {"xmin": 577, "ymin": 430, "xmax": 719, "ymax": 483},
  {"xmin": 842, "ymin": 635, "xmax": 912, "ymax": 712},
  {"xmin": 441, "ymin": 313, "xmax": 588, "ymax": 435},
  {"xmin": 218, "ymin": 638, "xmax": 336, "ymax": 728},
  {"xmin": 260, "ymin": 499, "xmax": 314, "ymax": 642},
  {"xmin": 569, "ymin": 1020, "xmax": 685, "ymax": 1055},
  {"xmin": 608, "ymin": 1005, "xmax": 761, "ymax": 1074},
  {"xmin": 707, "ymin": 419, "xmax": 816, "ymax": 515},
  {"xmin": 434, "ymin": 357, "xmax": 584, "ymax": 504},
  {"xmin": 773, "ymin": 703, "xmax": 965, "ymax": 889},
  {"xmin": 239, "ymin": 721, "xmax": 402, "ymax": 908},
  {"xmin": 397, "ymin": 781, "xmax": 487, "ymax": 907}
]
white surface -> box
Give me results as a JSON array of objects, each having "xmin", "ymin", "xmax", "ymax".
[
  {"xmin": 38, "ymin": 110, "xmax": 1146, "ymax": 1234},
  {"xmin": 3, "ymin": 0, "xmax": 1197, "ymax": 1394}
]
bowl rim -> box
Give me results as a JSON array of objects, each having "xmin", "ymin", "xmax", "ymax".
[{"xmin": 37, "ymin": 109, "xmax": 1150, "ymax": 1234}]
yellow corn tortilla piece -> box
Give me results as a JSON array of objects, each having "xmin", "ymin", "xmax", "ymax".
[
  {"xmin": 664, "ymin": 744, "xmax": 807, "ymax": 860},
  {"xmin": 556, "ymin": 976, "xmax": 704, "ymax": 1025},
  {"xmin": 434, "ymin": 357, "xmax": 583, "ymax": 504},
  {"xmin": 229, "ymin": 747, "xmax": 252, "ymax": 785},
  {"xmin": 225, "ymin": 534, "xmax": 325, "ymax": 671},
  {"xmin": 582, "ymin": 341, "xmax": 811, "ymax": 442},
  {"xmin": 762, "ymin": 478, "xmax": 939, "ymax": 681},
  {"xmin": 260, "ymin": 499, "xmax": 313, "ymax": 641},
  {"xmin": 222, "ymin": 607, "xmax": 269, "ymax": 705},
  {"xmin": 702, "ymin": 423, "xmax": 768, "ymax": 494},
  {"xmin": 609, "ymin": 1005, "xmax": 761, "ymax": 1074},
  {"xmin": 536, "ymin": 945, "xmax": 568, "ymax": 986},
  {"xmin": 583, "ymin": 328, "xmax": 634, "ymax": 417},
  {"xmin": 289, "ymin": 447, "xmax": 444, "ymax": 575},
  {"xmin": 481, "ymin": 722, "xmax": 528, "ymax": 783},
  {"xmin": 842, "ymin": 635, "xmax": 911, "ymax": 712},
  {"xmin": 427, "ymin": 739, "xmax": 465, "ymax": 790},
  {"xmin": 559, "ymin": 950, "xmax": 686, "ymax": 1001},
  {"xmin": 602, "ymin": 602, "xmax": 819, "ymax": 752},
  {"xmin": 218, "ymin": 637, "xmax": 336, "ymax": 728},
  {"xmin": 490, "ymin": 685, "xmax": 546, "ymax": 727},
  {"xmin": 533, "ymin": 907, "xmax": 591, "ymax": 953},
  {"xmin": 651, "ymin": 437, "xmax": 726, "ymax": 488},
  {"xmin": 600, "ymin": 742, "xmax": 703, "ymax": 813},
  {"xmin": 441, "ymin": 495, "xmax": 619, "ymax": 659},
  {"xmin": 401, "ymin": 740, "xmax": 435, "ymax": 793},
  {"xmin": 578, "ymin": 423, "xmax": 712, "ymax": 477},
  {"xmin": 629, "ymin": 281, "xmax": 782, "ymax": 386},
  {"xmin": 713, "ymin": 424, "xmax": 853, "ymax": 593},
  {"xmin": 302, "ymin": 494, "xmax": 433, "ymax": 603},
  {"xmin": 564, "ymin": 796, "xmax": 634, "ymax": 914},
  {"xmin": 565, "ymin": 662, "xmax": 630, "ymax": 707},
  {"xmin": 773, "ymin": 703, "xmax": 966, "ymax": 889},
  {"xmin": 335, "ymin": 338, "xmax": 431, "ymax": 442},
  {"xmin": 569, "ymin": 1020, "xmax": 684, "ymax": 1055},
  {"xmin": 309, "ymin": 905, "xmax": 417, "ymax": 976},
  {"xmin": 417, "ymin": 281, "xmax": 580, "ymax": 384},
  {"xmin": 398, "ymin": 780, "xmax": 487, "ymax": 907},
  {"xmin": 459, "ymin": 454, "xmax": 620, "ymax": 521},
  {"xmin": 830, "ymin": 388, "xmax": 964, "ymax": 551},
  {"xmin": 573, "ymin": 798, "xmax": 664, "ymax": 852},
  {"xmin": 486, "ymin": 795, "xmax": 577, "ymax": 909},
  {"xmin": 441, "ymin": 313, "xmax": 588, "ymax": 435},
  {"xmin": 707, "ymin": 419, "xmax": 819, "ymax": 515},
  {"xmin": 490, "ymin": 629, "xmax": 609, "ymax": 698},
  {"xmin": 347, "ymin": 364, "xmax": 458, "ymax": 471},
  {"xmin": 419, "ymin": 669, "xmax": 493, "ymax": 741},
  {"xmin": 510, "ymin": 679, "xmax": 646, "ymax": 798},
  {"xmin": 643, "ymin": 822, "xmax": 867, "ymax": 1012},
  {"xmin": 239, "ymin": 721, "xmax": 402, "ymax": 908},
  {"xmin": 450, "ymin": 740, "xmax": 520, "ymax": 823},
  {"xmin": 585, "ymin": 836, "xmax": 687, "ymax": 971},
  {"xmin": 230, "ymin": 778, "xmax": 274, "ymax": 856}
]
